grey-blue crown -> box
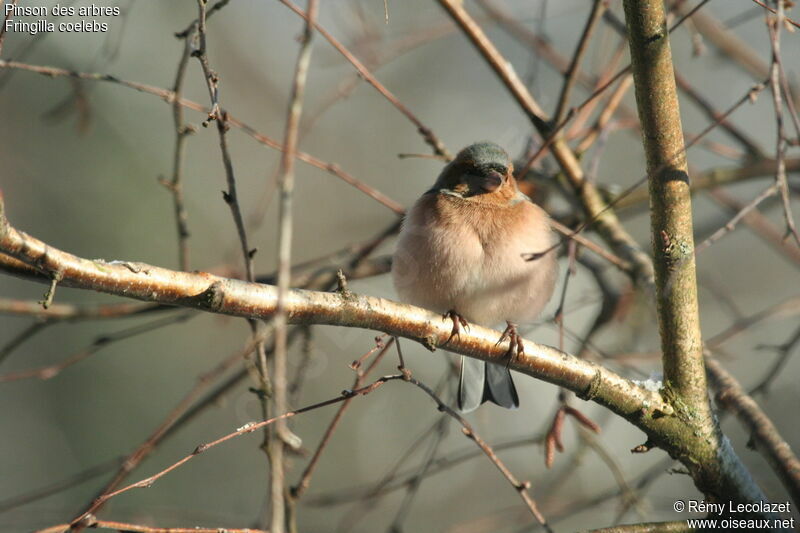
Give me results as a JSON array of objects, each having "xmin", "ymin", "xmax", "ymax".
[{"xmin": 456, "ymin": 142, "xmax": 510, "ymax": 166}]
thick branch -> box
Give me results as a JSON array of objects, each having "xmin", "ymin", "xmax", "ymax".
[
  {"xmin": 623, "ymin": 0, "xmax": 756, "ymax": 508},
  {"xmin": 0, "ymin": 198, "xmax": 775, "ymax": 515},
  {"xmin": 624, "ymin": 0, "xmax": 707, "ymax": 404},
  {"xmin": 0, "ymin": 196, "xmax": 668, "ymax": 422}
]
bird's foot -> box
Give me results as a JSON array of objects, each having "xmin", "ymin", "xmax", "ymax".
[
  {"xmin": 496, "ymin": 321, "xmax": 524, "ymax": 365},
  {"xmin": 443, "ymin": 310, "xmax": 469, "ymax": 344}
]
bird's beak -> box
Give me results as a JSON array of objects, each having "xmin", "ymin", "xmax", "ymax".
[{"xmin": 480, "ymin": 170, "xmax": 504, "ymax": 193}]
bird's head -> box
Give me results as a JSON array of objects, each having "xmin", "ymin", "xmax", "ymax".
[{"xmin": 430, "ymin": 142, "xmax": 517, "ymax": 203}]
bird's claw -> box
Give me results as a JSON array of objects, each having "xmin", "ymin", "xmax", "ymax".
[
  {"xmin": 443, "ymin": 310, "xmax": 469, "ymax": 344},
  {"xmin": 496, "ymin": 322, "xmax": 524, "ymax": 365}
]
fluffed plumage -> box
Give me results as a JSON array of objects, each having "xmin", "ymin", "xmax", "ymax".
[{"xmin": 392, "ymin": 142, "xmax": 558, "ymax": 412}]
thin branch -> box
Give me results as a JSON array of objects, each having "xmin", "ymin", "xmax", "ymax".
[
  {"xmin": 0, "ymin": 456, "xmax": 122, "ymax": 514},
  {"xmin": 553, "ymin": 0, "xmax": 607, "ymax": 124},
  {"xmin": 675, "ymin": 2, "xmax": 800, "ymax": 107},
  {"xmin": 0, "ymin": 298, "xmax": 162, "ymax": 320},
  {"xmin": 706, "ymin": 354, "xmax": 800, "ymax": 510},
  {"xmin": 674, "ymin": 71, "xmax": 765, "ymax": 158},
  {"xmin": 272, "ymin": 2, "xmax": 319, "ymax": 528},
  {"xmin": 290, "ymin": 337, "xmax": 392, "ymax": 499},
  {"xmin": 695, "ymin": 183, "xmax": 778, "ymax": 255},
  {"xmin": 75, "ymin": 329, "xmax": 276, "ymax": 522},
  {"xmin": 276, "ymin": 0, "xmax": 451, "ymax": 160},
  {"xmin": 766, "ymin": 3, "xmax": 800, "ymax": 246},
  {"xmin": 192, "ymin": 0, "xmax": 219, "ymax": 125},
  {"xmin": 751, "ymin": 0, "xmax": 800, "ymax": 29},
  {"xmin": 0, "ymin": 312, "xmax": 193, "ymax": 382},
  {"xmin": 707, "ymin": 294, "xmax": 800, "ymax": 350},
  {"xmin": 306, "ymin": 434, "xmax": 543, "ymax": 506},
  {"xmin": 67, "ymin": 374, "xmax": 405, "ymax": 529},
  {"xmin": 575, "ymin": 73, "xmax": 634, "ymax": 154},
  {"xmin": 399, "ymin": 374, "xmax": 552, "ymax": 531},
  {"xmin": 73, "ymin": 227, "xmax": 392, "ymax": 521},
  {"xmin": 0, "ymin": 59, "xmax": 405, "ymax": 215},
  {"xmin": 613, "ymin": 156, "xmax": 800, "ymax": 209},
  {"xmin": 549, "ymin": 219, "xmax": 631, "ymax": 272},
  {"xmin": 0, "ymin": 320, "xmax": 49, "ymax": 365},
  {"xmin": 163, "ymin": 25, "xmax": 195, "ymax": 272}
]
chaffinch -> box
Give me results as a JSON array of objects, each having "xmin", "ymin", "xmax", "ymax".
[{"xmin": 392, "ymin": 142, "xmax": 558, "ymax": 412}]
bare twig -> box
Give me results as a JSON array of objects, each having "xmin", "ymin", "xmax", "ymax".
[
  {"xmin": 751, "ymin": 0, "xmax": 800, "ymax": 29},
  {"xmin": 276, "ymin": 0, "xmax": 451, "ymax": 160},
  {"xmin": 163, "ymin": 25, "xmax": 195, "ymax": 272},
  {"xmin": 553, "ymin": 0, "xmax": 608, "ymax": 124},
  {"xmin": 674, "ymin": 72, "xmax": 765, "ymax": 158},
  {"xmin": 271, "ymin": 2, "xmax": 319, "ymax": 530},
  {"xmin": 0, "ymin": 456, "xmax": 122, "ymax": 514},
  {"xmin": 73, "ymin": 227, "xmax": 393, "ymax": 523},
  {"xmin": 291, "ymin": 337, "xmax": 392, "ymax": 499},
  {"xmin": 751, "ymin": 323, "xmax": 800, "ymax": 397},
  {"xmin": 400, "ymin": 374, "xmax": 552, "ymax": 531},
  {"xmin": 766, "ymin": 3, "xmax": 800, "ymax": 246},
  {"xmin": 191, "ymin": 0, "xmax": 219, "ymax": 126},
  {"xmin": 0, "ymin": 298, "xmax": 161, "ymax": 320},
  {"xmin": 613, "ymin": 156, "xmax": 799, "ymax": 210},
  {"xmin": 695, "ymin": 183, "xmax": 779, "ymax": 255},
  {"xmin": 67, "ymin": 374, "xmax": 405, "ymax": 530},
  {"xmin": 74, "ymin": 329, "xmax": 279, "ymax": 523},
  {"xmin": 0, "ymin": 320, "xmax": 49, "ymax": 365},
  {"xmin": 674, "ymin": 2, "xmax": 800, "ymax": 107},
  {"xmin": 575, "ymin": 73, "xmax": 634, "ymax": 154},
  {"xmin": 0, "ymin": 312, "xmax": 193, "ymax": 382},
  {"xmin": 0, "ymin": 59, "xmax": 405, "ymax": 215}
]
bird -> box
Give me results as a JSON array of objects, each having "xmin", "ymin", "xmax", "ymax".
[{"xmin": 392, "ymin": 141, "xmax": 559, "ymax": 412}]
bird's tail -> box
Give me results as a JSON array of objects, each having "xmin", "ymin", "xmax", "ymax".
[{"xmin": 458, "ymin": 356, "xmax": 519, "ymax": 412}]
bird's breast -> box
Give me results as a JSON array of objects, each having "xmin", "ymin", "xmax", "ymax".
[{"xmin": 392, "ymin": 193, "xmax": 558, "ymax": 326}]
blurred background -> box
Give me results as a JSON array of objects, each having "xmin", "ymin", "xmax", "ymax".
[{"xmin": 1, "ymin": 0, "xmax": 798, "ymax": 531}]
